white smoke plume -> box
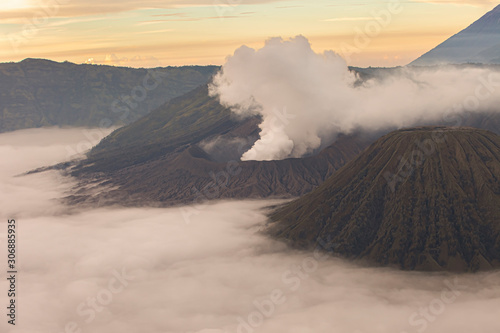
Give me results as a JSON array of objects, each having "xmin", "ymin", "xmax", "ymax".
[{"xmin": 209, "ymin": 35, "xmax": 500, "ymax": 161}]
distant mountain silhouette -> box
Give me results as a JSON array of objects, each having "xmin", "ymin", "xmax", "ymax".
[
  {"xmin": 0, "ymin": 58, "xmax": 217, "ymax": 132},
  {"xmin": 410, "ymin": 5, "xmax": 500, "ymax": 65},
  {"xmin": 268, "ymin": 127, "xmax": 500, "ymax": 272}
]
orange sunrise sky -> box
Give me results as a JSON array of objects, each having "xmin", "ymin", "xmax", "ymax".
[{"xmin": 0, "ymin": 0, "xmax": 498, "ymax": 68}]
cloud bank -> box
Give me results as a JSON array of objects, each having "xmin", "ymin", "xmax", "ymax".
[
  {"xmin": 0, "ymin": 127, "xmax": 111, "ymax": 219},
  {"xmin": 209, "ymin": 36, "xmax": 500, "ymax": 161},
  {"xmin": 1, "ymin": 128, "xmax": 500, "ymax": 333},
  {"xmin": 0, "ymin": 0, "xmax": 288, "ymax": 20}
]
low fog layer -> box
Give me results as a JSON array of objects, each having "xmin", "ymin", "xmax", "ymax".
[
  {"xmin": 0, "ymin": 127, "xmax": 112, "ymax": 219},
  {"xmin": 1, "ymin": 128, "xmax": 500, "ymax": 333},
  {"xmin": 210, "ymin": 36, "xmax": 500, "ymax": 160}
]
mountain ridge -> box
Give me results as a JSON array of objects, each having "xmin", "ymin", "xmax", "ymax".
[
  {"xmin": 0, "ymin": 58, "xmax": 218, "ymax": 133},
  {"xmin": 67, "ymin": 75, "xmax": 500, "ymax": 207},
  {"xmin": 66, "ymin": 84, "xmax": 376, "ymax": 206}
]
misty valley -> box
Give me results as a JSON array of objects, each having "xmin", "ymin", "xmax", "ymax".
[{"xmin": 0, "ymin": 127, "xmax": 499, "ymax": 333}]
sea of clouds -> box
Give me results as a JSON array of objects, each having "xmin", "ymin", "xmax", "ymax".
[{"xmin": 0, "ymin": 128, "xmax": 499, "ymax": 333}]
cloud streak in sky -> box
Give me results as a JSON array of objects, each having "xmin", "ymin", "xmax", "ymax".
[
  {"xmin": 0, "ymin": 0, "xmax": 288, "ymax": 19},
  {"xmin": 412, "ymin": 0, "xmax": 496, "ymax": 7},
  {"xmin": 323, "ymin": 17, "xmax": 374, "ymax": 22}
]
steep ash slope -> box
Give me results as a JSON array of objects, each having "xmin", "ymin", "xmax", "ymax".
[{"xmin": 268, "ymin": 127, "xmax": 500, "ymax": 272}]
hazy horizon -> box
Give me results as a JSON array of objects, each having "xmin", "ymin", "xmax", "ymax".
[{"xmin": 0, "ymin": 1, "xmax": 498, "ymax": 68}]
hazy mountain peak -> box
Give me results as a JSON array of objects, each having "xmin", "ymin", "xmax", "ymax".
[{"xmin": 410, "ymin": 5, "xmax": 500, "ymax": 66}]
